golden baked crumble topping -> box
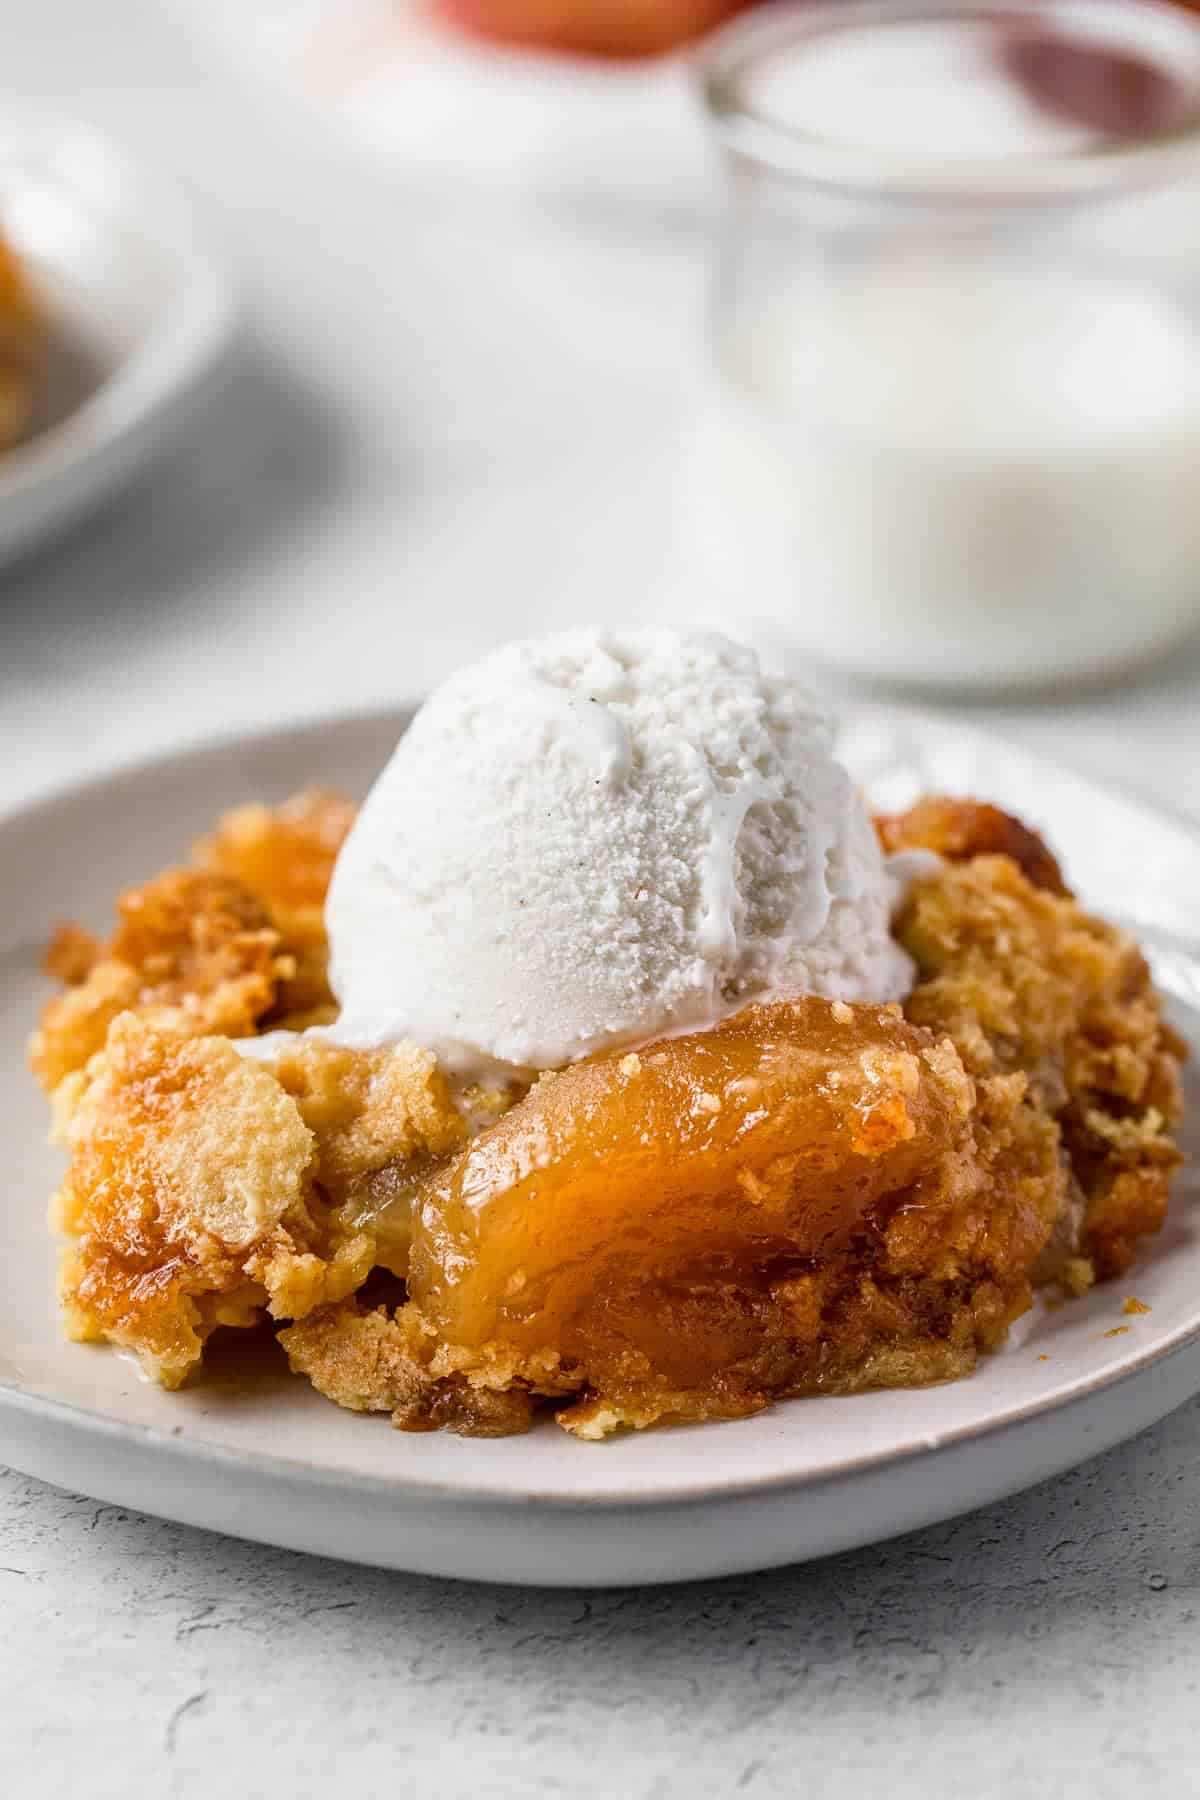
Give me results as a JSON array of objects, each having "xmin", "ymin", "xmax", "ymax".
[{"xmin": 32, "ymin": 791, "xmax": 1186, "ymax": 1436}]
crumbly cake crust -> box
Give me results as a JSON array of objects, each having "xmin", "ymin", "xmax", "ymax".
[
  {"xmin": 33, "ymin": 791, "xmax": 1186, "ymax": 1435},
  {"xmin": 194, "ymin": 790, "xmax": 356, "ymax": 1025}
]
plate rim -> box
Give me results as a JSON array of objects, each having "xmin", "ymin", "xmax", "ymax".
[
  {"xmin": 3, "ymin": 1298, "xmax": 1200, "ymax": 1512},
  {"xmin": 3, "ymin": 700, "xmax": 1199, "ymax": 1513}
]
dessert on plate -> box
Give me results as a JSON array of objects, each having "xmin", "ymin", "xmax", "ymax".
[
  {"xmin": 0, "ymin": 225, "xmax": 44, "ymax": 452},
  {"xmin": 31, "ymin": 631, "xmax": 1186, "ymax": 1437}
]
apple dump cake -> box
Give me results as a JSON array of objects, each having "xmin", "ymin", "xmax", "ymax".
[{"xmin": 31, "ymin": 633, "xmax": 1186, "ymax": 1437}]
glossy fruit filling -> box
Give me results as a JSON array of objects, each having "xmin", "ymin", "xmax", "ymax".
[{"xmin": 405, "ymin": 997, "xmax": 985, "ymax": 1408}]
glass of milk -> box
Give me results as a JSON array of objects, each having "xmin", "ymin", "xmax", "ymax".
[{"xmin": 696, "ymin": 0, "xmax": 1200, "ymax": 690}]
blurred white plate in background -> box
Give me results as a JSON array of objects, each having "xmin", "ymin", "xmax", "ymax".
[{"xmin": 0, "ymin": 109, "xmax": 236, "ymax": 567}]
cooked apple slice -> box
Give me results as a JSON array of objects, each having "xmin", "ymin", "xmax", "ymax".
[{"xmin": 407, "ymin": 998, "xmax": 975, "ymax": 1387}]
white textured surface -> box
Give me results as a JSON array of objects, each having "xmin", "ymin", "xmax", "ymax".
[
  {"xmin": 326, "ymin": 629, "xmax": 910, "ymax": 1074},
  {"xmin": 1, "ymin": 1422, "xmax": 1198, "ymax": 1798},
  {"xmin": 4, "ymin": 0, "xmax": 1200, "ymax": 1791}
]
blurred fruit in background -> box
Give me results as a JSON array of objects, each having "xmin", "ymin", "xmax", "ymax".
[
  {"xmin": 1002, "ymin": 17, "xmax": 1192, "ymax": 134},
  {"xmin": 431, "ymin": 0, "xmax": 756, "ymax": 59}
]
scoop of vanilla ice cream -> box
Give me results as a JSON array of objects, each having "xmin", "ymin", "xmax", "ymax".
[{"xmin": 323, "ymin": 629, "xmax": 912, "ymax": 1078}]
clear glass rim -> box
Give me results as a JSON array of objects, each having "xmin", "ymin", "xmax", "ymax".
[{"xmin": 699, "ymin": 0, "xmax": 1200, "ymax": 199}]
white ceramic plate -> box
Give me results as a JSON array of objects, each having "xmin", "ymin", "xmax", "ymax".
[
  {"xmin": 0, "ymin": 109, "xmax": 235, "ymax": 565},
  {"xmin": 2, "ymin": 705, "xmax": 1198, "ymax": 1587}
]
